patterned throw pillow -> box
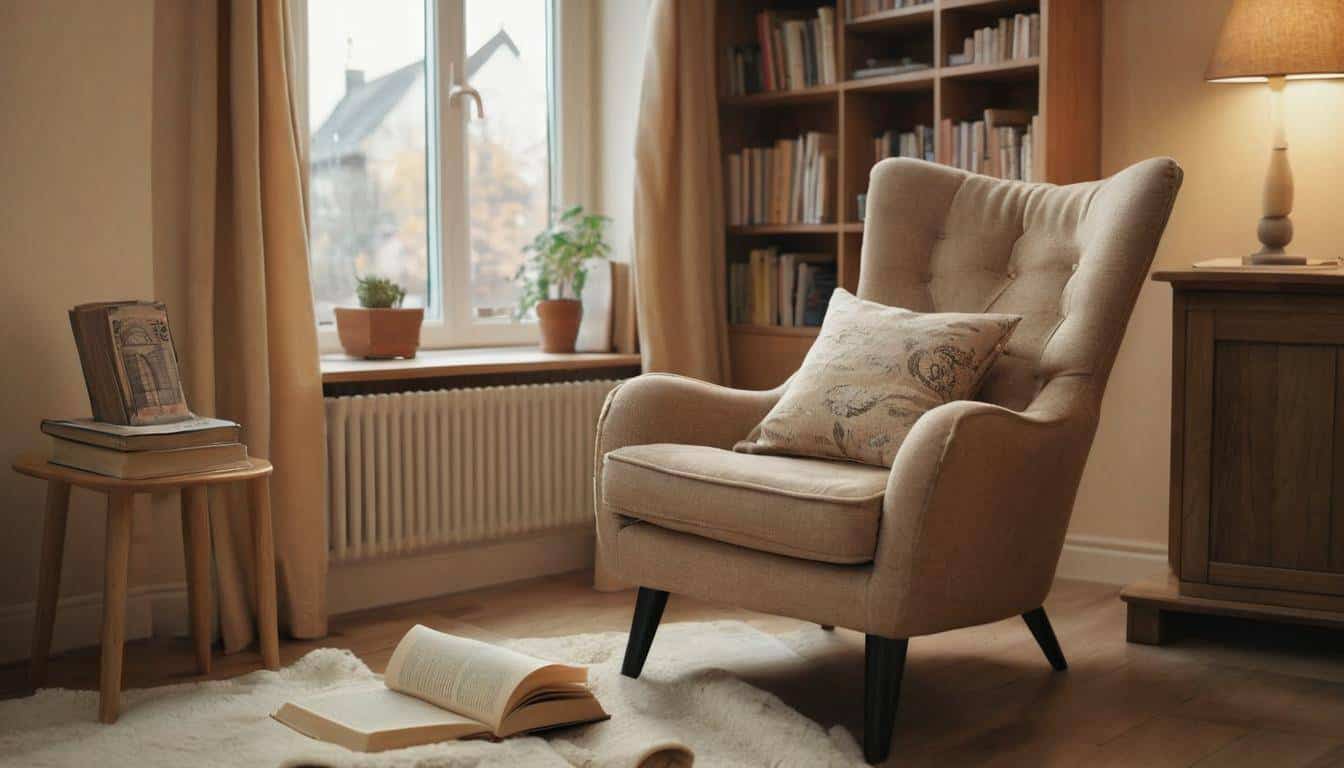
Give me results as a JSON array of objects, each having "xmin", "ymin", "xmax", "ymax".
[{"xmin": 736, "ymin": 289, "xmax": 1021, "ymax": 468}]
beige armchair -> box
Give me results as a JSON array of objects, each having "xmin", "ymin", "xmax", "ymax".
[{"xmin": 595, "ymin": 157, "xmax": 1183, "ymax": 764}]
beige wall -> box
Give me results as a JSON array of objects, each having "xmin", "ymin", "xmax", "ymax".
[
  {"xmin": 1075, "ymin": 0, "xmax": 1344, "ymax": 545},
  {"xmin": 0, "ymin": 0, "xmax": 185, "ymax": 661}
]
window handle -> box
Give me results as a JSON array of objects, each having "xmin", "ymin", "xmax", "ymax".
[{"xmin": 447, "ymin": 62, "xmax": 485, "ymax": 119}]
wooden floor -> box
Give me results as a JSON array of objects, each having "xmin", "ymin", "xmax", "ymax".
[{"xmin": 5, "ymin": 573, "xmax": 1344, "ymax": 767}]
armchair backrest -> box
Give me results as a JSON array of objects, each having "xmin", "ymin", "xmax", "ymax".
[{"xmin": 858, "ymin": 158, "xmax": 1183, "ymax": 420}]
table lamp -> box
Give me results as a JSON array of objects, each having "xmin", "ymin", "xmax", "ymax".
[{"xmin": 1206, "ymin": 0, "xmax": 1344, "ymax": 265}]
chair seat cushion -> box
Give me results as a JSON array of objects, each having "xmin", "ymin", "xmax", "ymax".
[{"xmin": 602, "ymin": 443, "xmax": 888, "ymax": 564}]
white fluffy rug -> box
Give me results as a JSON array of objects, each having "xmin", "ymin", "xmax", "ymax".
[{"xmin": 0, "ymin": 621, "xmax": 864, "ymax": 767}]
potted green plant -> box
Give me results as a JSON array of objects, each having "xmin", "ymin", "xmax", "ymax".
[
  {"xmin": 515, "ymin": 206, "xmax": 612, "ymax": 353},
  {"xmin": 334, "ymin": 275, "xmax": 424, "ymax": 359}
]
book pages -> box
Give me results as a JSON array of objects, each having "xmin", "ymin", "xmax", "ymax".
[{"xmin": 385, "ymin": 625, "xmax": 559, "ymax": 731}]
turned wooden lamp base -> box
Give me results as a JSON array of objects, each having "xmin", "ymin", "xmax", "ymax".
[
  {"xmin": 1243, "ymin": 212, "xmax": 1305, "ymax": 265},
  {"xmin": 1243, "ymin": 249, "xmax": 1307, "ymax": 267},
  {"xmin": 1240, "ymin": 78, "xmax": 1308, "ymax": 267}
]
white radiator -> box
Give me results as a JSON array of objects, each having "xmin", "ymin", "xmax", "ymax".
[{"xmin": 324, "ymin": 380, "xmax": 621, "ymax": 563}]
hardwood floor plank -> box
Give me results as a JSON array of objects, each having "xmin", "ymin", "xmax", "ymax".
[
  {"xmin": 1174, "ymin": 669, "xmax": 1344, "ymax": 737},
  {"xmin": 1192, "ymin": 730, "xmax": 1342, "ymax": 768},
  {"xmin": 1085, "ymin": 715, "xmax": 1247, "ymax": 768}
]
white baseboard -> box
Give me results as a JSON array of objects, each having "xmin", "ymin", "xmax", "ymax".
[
  {"xmin": 1056, "ymin": 534, "xmax": 1168, "ymax": 586},
  {"xmin": 328, "ymin": 527, "xmax": 595, "ymax": 616},
  {"xmin": 0, "ymin": 584, "xmax": 188, "ymax": 667}
]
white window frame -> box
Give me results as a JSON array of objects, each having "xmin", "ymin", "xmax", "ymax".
[{"xmin": 294, "ymin": 0, "xmax": 595, "ymax": 352}]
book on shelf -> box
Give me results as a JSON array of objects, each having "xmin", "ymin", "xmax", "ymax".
[
  {"xmin": 848, "ymin": 0, "xmax": 932, "ymax": 20},
  {"xmin": 851, "ymin": 57, "xmax": 931, "ymax": 80},
  {"xmin": 724, "ymin": 7, "xmax": 835, "ymax": 96},
  {"xmin": 69, "ymin": 301, "xmax": 192, "ymax": 426},
  {"xmin": 948, "ymin": 13, "xmax": 1041, "ymax": 67},
  {"xmin": 800, "ymin": 264, "xmax": 838, "ymax": 327},
  {"xmin": 875, "ymin": 124, "xmax": 935, "ymax": 164},
  {"xmin": 725, "ymin": 132, "xmax": 837, "ymax": 226},
  {"xmin": 48, "ymin": 437, "xmax": 249, "ymax": 479},
  {"xmin": 40, "ymin": 416, "xmax": 241, "ymax": 452},
  {"xmin": 729, "ymin": 248, "xmax": 836, "ymax": 328},
  {"xmin": 273, "ymin": 625, "xmax": 607, "ymax": 753},
  {"xmin": 938, "ymin": 110, "xmax": 1040, "ymax": 182}
]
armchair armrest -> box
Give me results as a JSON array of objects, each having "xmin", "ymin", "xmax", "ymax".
[
  {"xmin": 867, "ymin": 386, "xmax": 1095, "ymax": 637},
  {"xmin": 593, "ymin": 373, "xmax": 787, "ymax": 589},
  {"xmin": 595, "ymin": 373, "xmax": 785, "ymax": 457}
]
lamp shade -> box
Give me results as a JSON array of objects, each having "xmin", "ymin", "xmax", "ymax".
[{"xmin": 1206, "ymin": 0, "xmax": 1344, "ymax": 82}]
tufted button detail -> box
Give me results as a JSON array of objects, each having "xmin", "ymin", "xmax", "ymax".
[
  {"xmin": 1006, "ymin": 270, "xmax": 1017, "ymax": 280},
  {"xmin": 1071, "ymin": 263, "xmax": 1079, "ymax": 272}
]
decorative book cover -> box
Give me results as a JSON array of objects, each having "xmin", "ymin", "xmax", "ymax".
[{"xmin": 69, "ymin": 301, "xmax": 192, "ymax": 426}]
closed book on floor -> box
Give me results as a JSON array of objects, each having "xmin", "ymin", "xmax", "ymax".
[
  {"xmin": 273, "ymin": 625, "xmax": 607, "ymax": 752},
  {"xmin": 40, "ymin": 416, "xmax": 241, "ymax": 452},
  {"xmin": 48, "ymin": 438, "xmax": 249, "ymax": 479}
]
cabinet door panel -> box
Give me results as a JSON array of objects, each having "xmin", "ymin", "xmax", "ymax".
[
  {"xmin": 1210, "ymin": 342, "xmax": 1276, "ymax": 566},
  {"xmin": 1210, "ymin": 341, "xmax": 1335, "ymax": 574},
  {"xmin": 1270, "ymin": 345, "xmax": 1335, "ymax": 571}
]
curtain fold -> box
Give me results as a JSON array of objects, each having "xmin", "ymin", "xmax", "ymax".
[
  {"xmin": 632, "ymin": 0, "xmax": 731, "ymax": 385},
  {"xmin": 153, "ymin": 0, "xmax": 327, "ymax": 649}
]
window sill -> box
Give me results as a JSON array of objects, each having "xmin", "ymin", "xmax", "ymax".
[{"xmin": 320, "ymin": 346, "xmax": 642, "ymax": 393}]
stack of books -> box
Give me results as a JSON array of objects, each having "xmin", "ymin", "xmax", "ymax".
[
  {"xmin": 53, "ymin": 300, "xmax": 249, "ymax": 479},
  {"xmin": 848, "ymin": 0, "xmax": 932, "ymax": 20},
  {"xmin": 725, "ymin": 132, "xmax": 838, "ymax": 226},
  {"xmin": 947, "ymin": 13, "xmax": 1041, "ymax": 67},
  {"xmin": 938, "ymin": 109, "xmax": 1040, "ymax": 182},
  {"xmin": 729, "ymin": 247, "xmax": 837, "ymax": 327},
  {"xmin": 723, "ymin": 6, "xmax": 837, "ymax": 96},
  {"xmin": 43, "ymin": 417, "xmax": 248, "ymax": 479},
  {"xmin": 876, "ymin": 125, "xmax": 936, "ymax": 163}
]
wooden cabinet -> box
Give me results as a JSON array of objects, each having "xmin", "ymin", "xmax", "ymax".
[{"xmin": 1123, "ymin": 269, "xmax": 1344, "ymax": 643}]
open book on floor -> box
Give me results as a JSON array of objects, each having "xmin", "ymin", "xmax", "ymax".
[{"xmin": 272, "ymin": 625, "xmax": 608, "ymax": 752}]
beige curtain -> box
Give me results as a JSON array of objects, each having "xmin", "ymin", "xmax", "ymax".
[
  {"xmin": 633, "ymin": 0, "xmax": 731, "ymax": 385},
  {"xmin": 153, "ymin": 0, "xmax": 327, "ymax": 649}
]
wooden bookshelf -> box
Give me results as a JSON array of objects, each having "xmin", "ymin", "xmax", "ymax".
[{"xmin": 717, "ymin": 0, "xmax": 1100, "ymax": 389}]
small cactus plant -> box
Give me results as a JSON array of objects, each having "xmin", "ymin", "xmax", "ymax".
[{"xmin": 355, "ymin": 275, "xmax": 407, "ymax": 309}]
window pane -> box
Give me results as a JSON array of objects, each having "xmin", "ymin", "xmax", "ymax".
[
  {"xmin": 465, "ymin": 0, "xmax": 551, "ymax": 320},
  {"xmin": 308, "ymin": 1, "xmax": 430, "ymax": 324}
]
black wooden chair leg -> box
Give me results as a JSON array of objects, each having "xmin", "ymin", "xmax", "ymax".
[
  {"xmin": 621, "ymin": 587, "xmax": 669, "ymax": 678},
  {"xmin": 864, "ymin": 634, "xmax": 908, "ymax": 764},
  {"xmin": 1022, "ymin": 607, "xmax": 1068, "ymax": 671}
]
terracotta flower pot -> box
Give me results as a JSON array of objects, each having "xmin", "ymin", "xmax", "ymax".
[
  {"xmin": 536, "ymin": 299, "xmax": 583, "ymax": 353},
  {"xmin": 334, "ymin": 307, "xmax": 424, "ymax": 359}
]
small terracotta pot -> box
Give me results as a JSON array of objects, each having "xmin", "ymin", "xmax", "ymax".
[
  {"xmin": 334, "ymin": 307, "xmax": 424, "ymax": 359},
  {"xmin": 536, "ymin": 299, "xmax": 582, "ymax": 353}
]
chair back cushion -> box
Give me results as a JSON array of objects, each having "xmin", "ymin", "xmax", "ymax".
[{"xmin": 858, "ymin": 158, "xmax": 1183, "ymax": 414}]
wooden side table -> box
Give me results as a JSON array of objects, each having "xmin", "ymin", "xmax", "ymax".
[
  {"xmin": 1123, "ymin": 267, "xmax": 1344, "ymax": 643},
  {"xmin": 13, "ymin": 455, "xmax": 279, "ymax": 723}
]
